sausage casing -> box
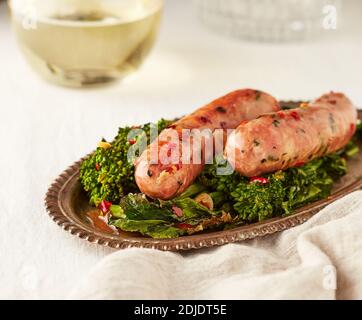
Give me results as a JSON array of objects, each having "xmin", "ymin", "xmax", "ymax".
[
  {"xmin": 224, "ymin": 92, "xmax": 358, "ymax": 177},
  {"xmin": 135, "ymin": 89, "xmax": 281, "ymax": 199}
]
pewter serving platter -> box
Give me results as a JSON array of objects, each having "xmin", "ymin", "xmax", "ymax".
[{"xmin": 44, "ymin": 107, "xmax": 362, "ymax": 251}]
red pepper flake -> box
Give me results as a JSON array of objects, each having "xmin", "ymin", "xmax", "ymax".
[
  {"xmin": 177, "ymin": 223, "xmax": 192, "ymax": 229},
  {"xmin": 166, "ymin": 142, "xmax": 177, "ymax": 157},
  {"xmin": 128, "ymin": 139, "xmax": 136, "ymax": 145},
  {"xmin": 294, "ymin": 161, "xmax": 306, "ymax": 167},
  {"xmin": 250, "ymin": 176, "xmax": 269, "ymax": 184},
  {"xmin": 99, "ymin": 200, "xmax": 112, "ymax": 214},
  {"xmin": 277, "ymin": 112, "xmax": 286, "ymax": 119},
  {"xmin": 159, "ymin": 140, "xmax": 169, "ymax": 147},
  {"xmin": 164, "ymin": 164, "xmax": 182, "ymax": 174},
  {"xmin": 328, "ymin": 100, "xmax": 337, "ymax": 105},
  {"xmin": 172, "ymin": 206, "xmax": 183, "ymax": 217},
  {"xmin": 165, "ymin": 167, "xmax": 174, "ymax": 174},
  {"xmin": 350, "ymin": 123, "xmax": 356, "ymax": 134},
  {"xmin": 290, "ymin": 111, "xmax": 301, "ymax": 121},
  {"xmin": 95, "ymin": 163, "xmax": 101, "ymax": 171}
]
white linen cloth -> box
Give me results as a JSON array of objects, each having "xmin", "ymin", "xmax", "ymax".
[{"xmin": 69, "ymin": 191, "xmax": 362, "ymax": 300}]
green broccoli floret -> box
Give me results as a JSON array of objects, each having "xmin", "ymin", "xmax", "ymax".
[
  {"xmin": 198, "ymin": 164, "xmax": 286, "ymax": 222},
  {"xmin": 230, "ymin": 173, "xmax": 286, "ymax": 222},
  {"xmin": 197, "ymin": 152, "xmax": 350, "ymax": 223},
  {"xmin": 79, "ymin": 119, "xmax": 172, "ymax": 206}
]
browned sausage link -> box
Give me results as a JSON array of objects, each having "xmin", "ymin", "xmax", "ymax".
[
  {"xmin": 135, "ymin": 89, "xmax": 281, "ymax": 200},
  {"xmin": 225, "ymin": 92, "xmax": 357, "ymax": 177}
]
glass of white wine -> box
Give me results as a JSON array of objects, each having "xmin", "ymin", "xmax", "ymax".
[{"xmin": 9, "ymin": 0, "xmax": 163, "ymax": 87}]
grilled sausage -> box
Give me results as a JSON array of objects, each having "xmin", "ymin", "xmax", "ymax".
[
  {"xmin": 224, "ymin": 92, "xmax": 358, "ymax": 177},
  {"xmin": 135, "ymin": 89, "xmax": 281, "ymax": 199}
]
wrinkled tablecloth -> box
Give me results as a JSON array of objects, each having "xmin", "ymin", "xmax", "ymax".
[{"xmin": 69, "ymin": 191, "xmax": 362, "ymax": 300}]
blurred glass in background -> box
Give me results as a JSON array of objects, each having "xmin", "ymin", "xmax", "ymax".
[
  {"xmin": 195, "ymin": 0, "xmax": 341, "ymax": 42},
  {"xmin": 9, "ymin": 0, "xmax": 163, "ymax": 87}
]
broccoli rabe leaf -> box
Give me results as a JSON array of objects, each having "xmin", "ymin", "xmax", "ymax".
[
  {"xmin": 118, "ymin": 193, "xmax": 175, "ymax": 221},
  {"xmin": 110, "ymin": 219, "xmax": 185, "ymax": 238},
  {"xmin": 113, "ymin": 192, "xmax": 216, "ymax": 222},
  {"xmin": 172, "ymin": 197, "xmax": 216, "ymax": 220},
  {"xmin": 283, "ymin": 157, "xmax": 337, "ymax": 212},
  {"xmin": 108, "ymin": 191, "xmax": 225, "ymax": 238}
]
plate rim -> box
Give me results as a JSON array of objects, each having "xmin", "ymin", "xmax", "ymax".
[{"xmin": 44, "ymin": 109, "xmax": 362, "ymax": 251}]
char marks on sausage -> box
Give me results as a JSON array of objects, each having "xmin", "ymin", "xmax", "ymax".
[{"xmin": 135, "ymin": 89, "xmax": 281, "ymax": 199}]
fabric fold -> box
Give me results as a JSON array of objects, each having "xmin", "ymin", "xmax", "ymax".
[{"xmin": 69, "ymin": 191, "xmax": 362, "ymax": 300}]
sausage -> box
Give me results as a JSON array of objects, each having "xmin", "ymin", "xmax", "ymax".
[
  {"xmin": 224, "ymin": 92, "xmax": 358, "ymax": 177},
  {"xmin": 135, "ymin": 89, "xmax": 281, "ymax": 199}
]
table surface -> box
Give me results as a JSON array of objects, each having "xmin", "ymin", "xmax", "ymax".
[{"xmin": 1, "ymin": 0, "xmax": 362, "ymax": 299}]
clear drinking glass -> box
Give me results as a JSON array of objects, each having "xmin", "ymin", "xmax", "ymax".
[
  {"xmin": 195, "ymin": 0, "xmax": 341, "ymax": 42},
  {"xmin": 9, "ymin": 0, "xmax": 163, "ymax": 87}
]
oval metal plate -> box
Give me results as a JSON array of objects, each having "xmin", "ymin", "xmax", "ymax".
[{"xmin": 45, "ymin": 107, "xmax": 362, "ymax": 251}]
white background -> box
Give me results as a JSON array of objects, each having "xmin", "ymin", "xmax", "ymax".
[{"xmin": 0, "ymin": 0, "xmax": 361, "ymax": 299}]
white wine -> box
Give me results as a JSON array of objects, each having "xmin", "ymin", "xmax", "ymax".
[{"xmin": 10, "ymin": 0, "xmax": 163, "ymax": 87}]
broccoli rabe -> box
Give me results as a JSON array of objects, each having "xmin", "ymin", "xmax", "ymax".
[
  {"xmin": 108, "ymin": 192, "xmax": 231, "ymax": 238},
  {"xmin": 79, "ymin": 119, "xmax": 172, "ymax": 206},
  {"xmin": 80, "ymin": 115, "xmax": 360, "ymax": 238},
  {"xmin": 197, "ymin": 152, "xmax": 350, "ymax": 223}
]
